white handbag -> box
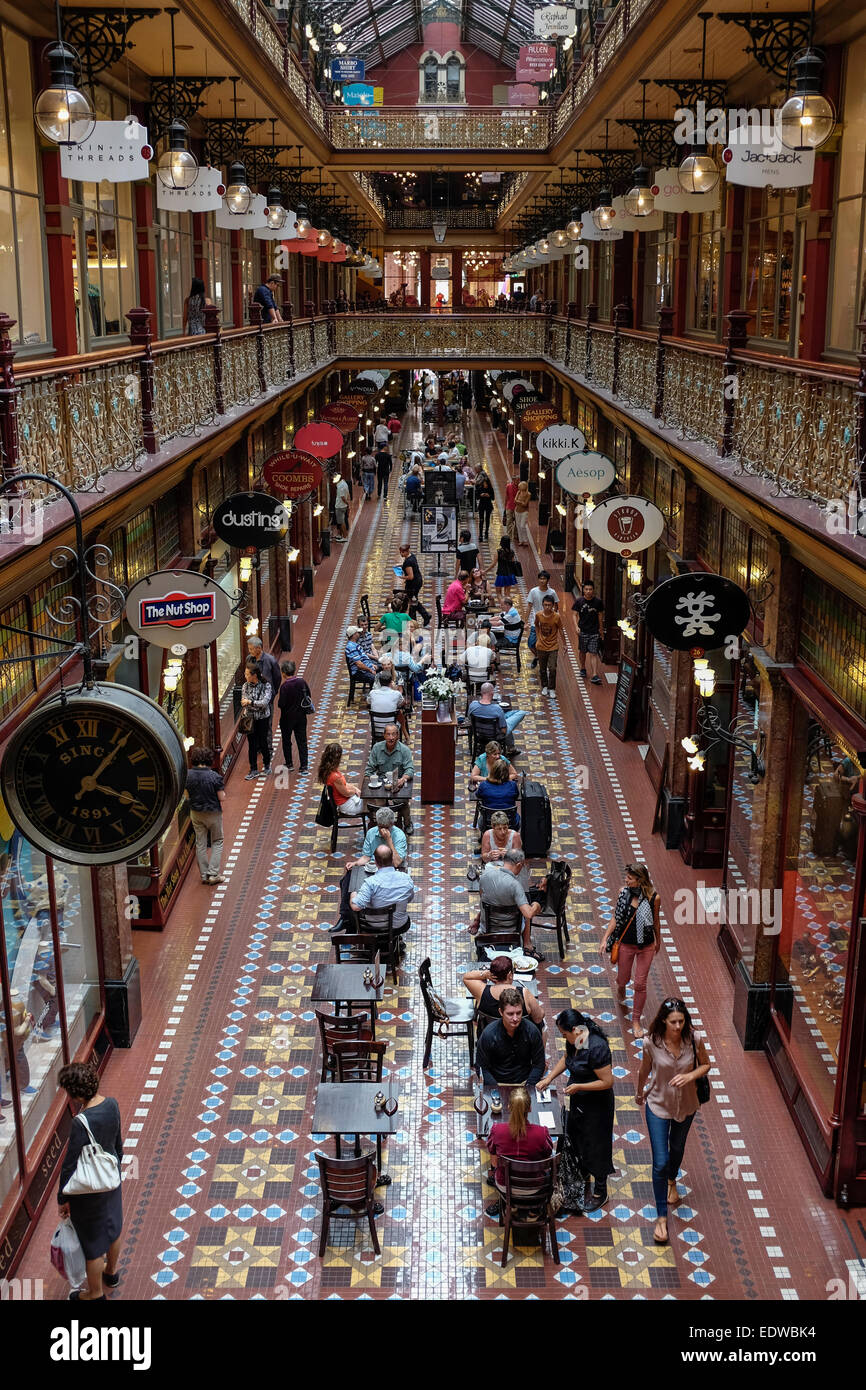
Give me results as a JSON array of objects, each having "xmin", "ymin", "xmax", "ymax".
[{"xmin": 61, "ymin": 1110, "xmax": 121, "ymax": 1196}]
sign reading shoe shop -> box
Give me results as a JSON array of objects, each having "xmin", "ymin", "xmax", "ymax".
[
  {"xmin": 212, "ymin": 491, "xmax": 291, "ymax": 549},
  {"xmin": 125, "ymin": 571, "xmax": 232, "ymax": 650},
  {"xmin": 263, "ymin": 448, "xmax": 324, "ymax": 501}
]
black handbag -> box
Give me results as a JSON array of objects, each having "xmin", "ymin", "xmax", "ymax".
[
  {"xmin": 693, "ymin": 1038, "xmax": 711, "ymax": 1105},
  {"xmin": 314, "ymin": 787, "xmax": 335, "ymax": 827},
  {"xmin": 239, "ymin": 707, "xmax": 254, "ymax": 733},
  {"xmin": 511, "ymin": 557, "xmax": 523, "ymax": 578},
  {"xmin": 300, "ymin": 692, "xmax": 315, "ymax": 713}
]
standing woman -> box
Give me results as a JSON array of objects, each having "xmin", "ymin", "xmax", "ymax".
[
  {"xmin": 476, "ymin": 470, "xmax": 495, "ymax": 542},
  {"xmin": 183, "ymin": 276, "xmax": 211, "ymax": 335},
  {"xmin": 600, "ymin": 863, "xmax": 661, "ymax": 1038},
  {"xmin": 277, "ymin": 660, "xmax": 312, "ymax": 774},
  {"xmin": 537, "ymin": 1008, "xmax": 615, "ymax": 1212},
  {"xmin": 57, "ymin": 1062, "xmax": 123, "ymax": 1300},
  {"xmin": 494, "ymin": 534, "xmax": 519, "ymax": 593},
  {"xmin": 513, "ymin": 480, "xmax": 532, "ymax": 546},
  {"xmin": 635, "ymin": 998, "xmax": 711, "ymax": 1246},
  {"xmin": 317, "ymin": 742, "xmax": 363, "ymax": 815},
  {"xmin": 241, "ymin": 660, "xmax": 273, "ymax": 781}
]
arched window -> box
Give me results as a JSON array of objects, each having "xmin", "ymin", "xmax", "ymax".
[
  {"xmin": 418, "ymin": 49, "xmax": 465, "ymax": 104},
  {"xmin": 423, "ymin": 54, "xmax": 439, "ymax": 100},
  {"xmin": 446, "ymin": 55, "xmax": 461, "ymax": 100}
]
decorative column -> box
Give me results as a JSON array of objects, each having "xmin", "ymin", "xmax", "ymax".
[
  {"xmin": 720, "ymin": 184, "xmax": 745, "ymax": 327},
  {"xmin": 0, "ymin": 313, "xmax": 21, "ymax": 486},
  {"xmin": 452, "ymin": 248, "xmax": 463, "ymax": 308},
  {"xmin": 40, "ymin": 148, "xmax": 78, "ymax": 357},
  {"xmin": 204, "ymin": 304, "xmax": 225, "ymax": 414},
  {"xmin": 420, "ymin": 251, "xmax": 431, "ymax": 311},
  {"xmin": 672, "ymin": 212, "xmax": 690, "ymax": 338},
  {"xmin": 96, "ymin": 864, "xmax": 142, "ymax": 1047},
  {"xmin": 133, "ymin": 182, "xmax": 158, "ymax": 322},
  {"xmin": 799, "ymin": 46, "xmax": 843, "ymax": 361},
  {"xmin": 653, "ymin": 305, "xmax": 674, "ymax": 418},
  {"xmin": 125, "ymin": 308, "xmax": 158, "ymax": 454},
  {"xmin": 721, "ymin": 308, "xmax": 750, "ymax": 456},
  {"xmin": 192, "ymin": 211, "xmax": 208, "ymax": 284},
  {"xmin": 611, "ymin": 234, "xmax": 633, "ymax": 322},
  {"xmin": 611, "ymin": 301, "xmax": 629, "ymax": 395},
  {"xmin": 248, "ymin": 301, "xmax": 267, "ymax": 391}
]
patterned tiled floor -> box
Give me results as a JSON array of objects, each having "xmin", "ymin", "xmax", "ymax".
[{"xmin": 18, "ymin": 408, "xmax": 866, "ymax": 1300}]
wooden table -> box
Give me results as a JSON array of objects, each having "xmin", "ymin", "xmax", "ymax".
[
  {"xmin": 312, "ymin": 1081, "xmax": 401, "ymax": 1174},
  {"xmin": 361, "ymin": 775, "xmax": 412, "ymax": 810},
  {"xmin": 311, "ymin": 963, "xmax": 384, "ymax": 1019},
  {"xmin": 474, "ymin": 1083, "xmax": 563, "ymax": 1142},
  {"xmin": 421, "ymin": 701, "xmax": 457, "ymax": 804}
]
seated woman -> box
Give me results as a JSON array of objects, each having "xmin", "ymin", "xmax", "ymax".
[
  {"xmin": 481, "ymin": 810, "xmax": 523, "ymax": 862},
  {"xmin": 483, "ymin": 1085, "xmax": 553, "ymax": 1217},
  {"xmin": 393, "ymin": 618, "xmax": 431, "ymax": 680},
  {"xmin": 463, "ymin": 955, "xmax": 544, "ymax": 1027},
  {"xmin": 476, "ymin": 759, "xmax": 520, "ymax": 827},
  {"xmin": 317, "ymin": 742, "xmax": 363, "ymax": 816},
  {"xmin": 468, "ymin": 567, "xmax": 489, "ymax": 602},
  {"xmin": 470, "ymin": 740, "xmax": 519, "ymax": 786}
]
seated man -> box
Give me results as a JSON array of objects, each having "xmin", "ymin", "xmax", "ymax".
[
  {"xmin": 346, "ymin": 625, "xmax": 379, "ymax": 686},
  {"xmin": 350, "ymin": 844, "xmax": 414, "ymax": 932},
  {"xmin": 356, "ymin": 617, "xmax": 383, "ymax": 665},
  {"xmin": 470, "ymin": 739, "xmax": 519, "ymax": 786},
  {"xmin": 442, "ymin": 571, "xmax": 470, "ymax": 619},
  {"xmin": 467, "ymin": 681, "xmax": 526, "ymax": 749},
  {"xmin": 493, "ymin": 601, "xmax": 523, "ymax": 647},
  {"xmin": 365, "ymin": 723, "xmax": 415, "ymax": 834},
  {"xmin": 368, "ymin": 669, "xmax": 407, "ymax": 739},
  {"xmin": 347, "ymin": 806, "xmax": 407, "ymax": 870},
  {"xmin": 477, "ymin": 848, "xmax": 541, "ymax": 954},
  {"xmin": 465, "ymin": 627, "xmax": 498, "ymax": 683},
  {"xmin": 476, "ymin": 760, "xmax": 521, "ymax": 827},
  {"xmin": 475, "ymin": 989, "xmax": 546, "ymax": 1087}
]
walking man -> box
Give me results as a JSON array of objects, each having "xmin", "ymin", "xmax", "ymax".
[
  {"xmin": 535, "ymin": 593, "xmax": 563, "ymax": 699},
  {"xmin": 376, "ymin": 442, "xmax": 393, "ymax": 500},
  {"xmin": 573, "ymin": 579, "xmax": 605, "ymax": 685}
]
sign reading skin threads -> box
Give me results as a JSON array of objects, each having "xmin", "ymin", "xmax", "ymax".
[
  {"xmin": 556, "ymin": 450, "xmax": 616, "ymax": 496},
  {"xmin": 536, "ymin": 423, "xmax": 587, "ymax": 460},
  {"xmin": 59, "ymin": 119, "xmax": 151, "ymax": 182},
  {"xmin": 262, "ymin": 449, "xmax": 324, "ymax": 500},
  {"xmin": 125, "ymin": 571, "xmax": 232, "ymax": 649},
  {"xmin": 586, "ymin": 494, "xmax": 665, "ymax": 550},
  {"xmin": 212, "ymin": 492, "xmax": 291, "ymax": 549},
  {"xmin": 156, "ymin": 165, "xmax": 225, "ymax": 211},
  {"xmin": 293, "ymin": 422, "xmax": 345, "ymax": 460}
]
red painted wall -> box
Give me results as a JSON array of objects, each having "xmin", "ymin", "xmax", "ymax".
[{"xmin": 370, "ymin": 35, "xmax": 513, "ymax": 105}]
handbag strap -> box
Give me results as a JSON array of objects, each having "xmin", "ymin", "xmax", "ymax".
[{"xmin": 76, "ymin": 1108, "xmax": 113, "ymax": 1159}]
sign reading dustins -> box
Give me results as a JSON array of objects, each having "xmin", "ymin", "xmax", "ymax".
[
  {"xmin": 213, "ymin": 492, "xmax": 291, "ymax": 549},
  {"xmin": 125, "ymin": 571, "xmax": 232, "ymax": 649}
]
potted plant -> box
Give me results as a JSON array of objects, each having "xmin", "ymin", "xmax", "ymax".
[{"xmin": 421, "ymin": 672, "xmax": 458, "ymax": 721}]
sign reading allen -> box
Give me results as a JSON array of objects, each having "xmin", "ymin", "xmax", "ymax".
[{"xmin": 139, "ymin": 593, "xmax": 217, "ymax": 628}]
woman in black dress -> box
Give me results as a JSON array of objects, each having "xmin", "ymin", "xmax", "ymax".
[
  {"xmin": 494, "ymin": 535, "xmax": 519, "ymax": 592},
  {"xmin": 475, "ymin": 471, "xmax": 494, "ymax": 542},
  {"xmin": 537, "ymin": 1007, "xmax": 615, "ymax": 1212},
  {"xmin": 57, "ymin": 1062, "xmax": 124, "ymax": 1300}
]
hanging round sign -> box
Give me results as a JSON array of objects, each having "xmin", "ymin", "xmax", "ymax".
[
  {"xmin": 643, "ymin": 572, "xmax": 751, "ymax": 652},
  {"xmin": 263, "ymin": 448, "xmax": 324, "ymax": 501},
  {"xmin": 586, "ymin": 494, "xmax": 664, "ymax": 551},
  {"xmin": 293, "ymin": 422, "xmax": 345, "ymax": 460},
  {"xmin": 357, "ymin": 369, "xmax": 389, "ymax": 387},
  {"xmin": 125, "ymin": 570, "xmax": 232, "ymax": 650},
  {"xmin": 503, "ymin": 377, "xmax": 534, "ymax": 402},
  {"xmin": 556, "ymin": 450, "xmax": 616, "ymax": 496},
  {"xmin": 212, "ymin": 491, "xmax": 290, "ymax": 549},
  {"xmin": 320, "ymin": 401, "xmax": 361, "ymax": 432},
  {"xmin": 521, "ymin": 403, "xmax": 561, "ymax": 433},
  {"xmin": 347, "ymin": 379, "xmax": 377, "ymax": 396},
  {"xmin": 536, "ymin": 423, "xmax": 587, "ymax": 461},
  {"xmin": 339, "ymin": 393, "xmax": 369, "ymax": 414},
  {"xmin": 513, "ymin": 390, "xmax": 543, "ymax": 413}
]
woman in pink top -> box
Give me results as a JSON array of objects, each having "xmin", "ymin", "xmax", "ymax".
[
  {"xmin": 503, "ymin": 473, "xmax": 520, "ymax": 540},
  {"xmin": 485, "ymin": 1086, "xmax": 552, "ymax": 1217},
  {"xmin": 442, "ymin": 571, "xmax": 469, "ymax": 616},
  {"xmin": 635, "ymin": 997, "xmax": 711, "ymax": 1246}
]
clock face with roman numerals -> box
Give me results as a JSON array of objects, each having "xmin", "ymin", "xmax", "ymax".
[{"xmin": 1, "ymin": 686, "xmax": 187, "ymax": 866}]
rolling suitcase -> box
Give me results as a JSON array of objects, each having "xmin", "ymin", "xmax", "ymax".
[{"xmin": 521, "ymin": 779, "xmax": 552, "ymax": 857}]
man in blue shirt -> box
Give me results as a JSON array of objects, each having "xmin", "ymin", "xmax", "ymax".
[
  {"xmin": 253, "ymin": 275, "xmax": 283, "ymax": 324},
  {"xmin": 467, "ymin": 681, "xmax": 526, "ymax": 749},
  {"xmin": 346, "ymin": 625, "xmax": 379, "ymax": 686},
  {"xmin": 346, "ymin": 806, "xmax": 408, "ymax": 869},
  {"xmin": 350, "ymin": 844, "xmax": 415, "ymax": 930}
]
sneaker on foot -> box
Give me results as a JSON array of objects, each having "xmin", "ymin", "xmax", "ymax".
[
  {"xmin": 485, "ymin": 1200, "xmax": 502, "ymax": 1218},
  {"xmin": 541, "ymin": 687, "xmax": 549, "ymax": 696},
  {"xmin": 579, "ymin": 668, "xmax": 587, "ymax": 677},
  {"xmin": 530, "ymin": 658, "xmax": 538, "ymax": 669},
  {"xmin": 244, "ymin": 771, "xmax": 258, "ymax": 781},
  {"xmin": 548, "ymin": 689, "xmax": 556, "ymax": 700},
  {"xmin": 591, "ymin": 676, "xmax": 602, "ymax": 685}
]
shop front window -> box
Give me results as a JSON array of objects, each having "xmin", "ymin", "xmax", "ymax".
[
  {"xmin": 642, "ymin": 213, "xmax": 676, "ymax": 326},
  {"xmin": 725, "ymin": 654, "xmax": 765, "ymax": 974},
  {"xmin": 0, "ymin": 23, "xmax": 49, "ymax": 350},
  {"xmin": 827, "ymin": 33, "xmax": 866, "ymax": 358},
  {"xmin": 71, "ymin": 180, "xmax": 137, "ymax": 347},
  {"xmin": 597, "ymin": 241, "xmax": 612, "ymax": 321},
  {"xmin": 689, "ymin": 207, "xmax": 723, "ymax": 335},
  {"xmin": 742, "ymin": 187, "xmax": 799, "ymax": 346},
  {"xmin": 204, "ymin": 214, "xmax": 232, "ymax": 324},
  {"xmin": 156, "ymin": 208, "xmax": 194, "ymax": 337}
]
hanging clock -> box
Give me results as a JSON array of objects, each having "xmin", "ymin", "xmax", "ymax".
[{"xmin": 1, "ymin": 685, "xmax": 187, "ymax": 866}]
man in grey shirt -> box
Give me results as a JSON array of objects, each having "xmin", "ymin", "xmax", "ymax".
[
  {"xmin": 479, "ymin": 849, "xmax": 541, "ymax": 954},
  {"xmin": 350, "ymin": 844, "xmax": 415, "ymax": 931},
  {"xmin": 365, "ymin": 724, "xmax": 415, "ymax": 833}
]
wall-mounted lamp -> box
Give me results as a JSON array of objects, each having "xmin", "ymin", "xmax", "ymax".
[
  {"xmin": 287, "ymin": 547, "xmax": 300, "ymax": 562},
  {"xmin": 239, "ymin": 555, "xmax": 253, "ymax": 583},
  {"xmin": 313, "ymin": 503, "xmax": 324, "ymax": 517},
  {"xmin": 245, "ymin": 616, "xmax": 260, "ymax": 637}
]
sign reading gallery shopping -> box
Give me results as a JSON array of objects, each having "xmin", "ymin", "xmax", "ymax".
[{"xmin": 212, "ymin": 492, "xmax": 291, "ymax": 549}]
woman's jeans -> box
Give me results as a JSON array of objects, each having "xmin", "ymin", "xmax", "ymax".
[
  {"xmin": 616, "ymin": 942, "xmax": 655, "ymax": 1023},
  {"xmin": 646, "ymin": 1103, "xmax": 695, "ymax": 1217},
  {"xmin": 362, "ymin": 471, "xmax": 375, "ymax": 497}
]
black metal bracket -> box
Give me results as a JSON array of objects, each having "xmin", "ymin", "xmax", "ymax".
[
  {"xmin": 652, "ymin": 78, "xmax": 728, "ymax": 111},
  {"xmin": 695, "ymin": 701, "xmax": 767, "ymax": 781},
  {"xmin": 717, "ymin": 12, "xmax": 812, "ymax": 80},
  {"xmin": 616, "ymin": 119, "xmax": 682, "ymax": 169},
  {"xmin": 148, "ymin": 76, "xmax": 224, "ymax": 135},
  {"xmin": 63, "ymin": 8, "xmax": 162, "ymax": 82},
  {"xmin": 203, "ymin": 117, "xmax": 265, "ymax": 167}
]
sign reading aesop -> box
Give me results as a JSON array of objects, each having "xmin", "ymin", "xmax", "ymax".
[
  {"xmin": 263, "ymin": 449, "xmax": 324, "ymax": 501},
  {"xmin": 212, "ymin": 492, "xmax": 290, "ymax": 549},
  {"xmin": 556, "ymin": 450, "xmax": 616, "ymax": 497}
]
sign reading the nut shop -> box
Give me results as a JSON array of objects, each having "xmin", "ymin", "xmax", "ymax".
[
  {"xmin": 520, "ymin": 403, "xmax": 561, "ymax": 433},
  {"xmin": 125, "ymin": 570, "xmax": 232, "ymax": 650},
  {"xmin": 263, "ymin": 449, "xmax": 324, "ymax": 501},
  {"xmin": 212, "ymin": 492, "xmax": 290, "ymax": 549}
]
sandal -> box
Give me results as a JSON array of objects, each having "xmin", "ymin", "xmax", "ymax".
[
  {"xmin": 653, "ymin": 1218, "xmax": 669, "ymax": 1245},
  {"xmin": 667, "ymin": 1183, "xmax": 681, "ymax": 1209}
]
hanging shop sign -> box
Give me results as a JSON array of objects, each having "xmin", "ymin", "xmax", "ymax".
[
  {"xmin": 212, "ymin": 491, "xmax": 290, "ymax": 549},
  {"xmin": 556, "ymin": 450, "xmax": 616, "ymax": 496},
  {"xmin": 254, "ymin": 210, "xmax": 298, "ymax": 242},
  {"xmin": 156, "ymin": 164, "xmax": 224, "ymax": 211},
  {"xmin": 506, "ymin": 84, "xmax": 539, "ymax": 107},
  {"xmin": 643, "ymin": 571, "xmax": 751, "ymax": 651},
  {"xmin": 515, "ymin": 44, "xmax": 556, "ymax": 82},
  {"xmin": 330, "ymin": 58, "xmax": 365, "ymax": 82},
  {"xmin": 431, "ymin": 264, "xmax": 451, "ymax": 280},
  {"xmin": 215, "ymin": 193, "xmax": 268, "ymax": 230},
  {"xmin": 611, "ymin": 196, "xmax": 664, "ymax": 232},
  {"xmin": 342, "ymin": 84, "xmax": 383, "ymax": 106},
  {"xmin": 356, "ymin": 370, "xmax": 390, "ymax": 387},
  {"xmin": 722, "ymin": 135, "xmax": 815, "ymax": 189},
  {"xmin": 125, "ymin": 571, "xmax": 232, "ymax": 650},
  {"xmin": 520, "ymin": 403, "xmax": 561, "ymax": 433},
  {"xmin": 586, "ymin": 494, "xmax": 664, "ymax": 552},
  {"xmin": 321, "ymin": 400, "xmax": 361, "ymax": 432},
  {"xmin": 421, "ymin": 505, "xmax": 457, "ymax": 555},
  {"xmin": 651, "ymin": 167, "xmax": 720, "ymax": 213},
  {"xmin": 340, "ymin": 393, "xmax": 370, "ymax": 414},
  {"xmin": 533, "ymin": 5, "xmax": 583, "ymax": 39},
  {"xmin": 578, "ymin": 212, "xmax": 622, "ymax": 242},
  {"xmin": 347, "ymin": 379, "xmax": 377, "ymax": 395},
  {"xmin": 0, "ymin": 685, "xmax": 186, "ymax": 866},
  {"xmin": 481, "ymin": 172, "xmax": 502, "ymax": 183},
  {"xmin": 60, "ymin": 118, "xmax": 152, "ymax": 182},
  {"xmin": 503, "ymin": 376, "xmax": 534, "ymax": 402},
  {"xmin": 263, "ymin": 448, "xmax": 324, "ymax": 501},
  {"xmin": 293, "ymin": 421, "xmax": 345, "ymax": 459},
  {"xmin": 512, "ymin": 389, "xmax": 543, "ymax": 412},
  {"xmin": 536, "ymin": 422, "xmax": 587, "ymax": 460}
]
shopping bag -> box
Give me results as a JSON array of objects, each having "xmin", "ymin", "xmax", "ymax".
[{"xmin": 50, "ymin": 1217, "xmax": 87, "ymax": 1288}]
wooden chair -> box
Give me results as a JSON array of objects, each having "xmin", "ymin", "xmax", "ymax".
[
  {"xmin": 476, "ymin": 800, "xmax": 519, "ymax": 839},
  {"xmin": 531, "ymin": 862, "xmax": 572, "ymax": 960},
  {"xmin": 369, "ymin": 707, "xmax": 405, "ymax": 743},
  {"xmin": 332, "ymin": 933, "xmax": 380, "ymax": 964},
  {"xmin": 475, "ymin": 905, "xmax": 524, "ymax": 960},
  {"xmin": 332, "ymin": 1040, "xmax": 390, "ymax": 1170},
  {"xmin": 345, "ymin": 651, "xmax": 375, "ymax": 708},
  {"xmin": 436, "ymin": 594, "xmax": 466, "ymax": 632},
  {"xmin": 315, "ymin": 1008, "xmax": 375, "ymax": 1081},
  {"xmin": 359, "ymin": 594, "xmax": 372, "ymax": 628},
  {"xmin": 316, "ymin": 1153, "xmax": 381, "ymax": 1257},
  {"xmin": 419, "ymin": 957, "xmax": 476, "ymax": 1071},
  {"xmin": 496, "ymin": 1155, "xmax": 560, "ymax": 1267},
  {"xmin": 357, "ymin": 904, "xmax": 403, "ymax": 984},
  {"xmin": 326, "ymin": 784, "xmax": 367, "ymax": 854}
]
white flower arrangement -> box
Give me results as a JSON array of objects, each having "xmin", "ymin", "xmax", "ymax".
[{"xmin": 421, "ymin": 673, "xmax": 457, "ymax": 702}]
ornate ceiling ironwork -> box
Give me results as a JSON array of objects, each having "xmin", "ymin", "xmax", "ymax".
[
  {"xmin": 63, "ymin": 8, "xmax": 162, "ymax": 81},
  {"xmin": 616, "ymin": 118, "xmax": 681, "ymax": 169},
  {"xmin": 203, "ymin": 118, "xmax": 265, "ymax": 166},
  {"xmin": 717, "ymin": 11, "xmax": 812, "ymax": 80},
  {"xmin": 148, "ymin": 76, "xmax": 224, "ymax": 135},
  {"xmin": 652, "ymin": 78, "xmax": 728, "ymax": 111}
]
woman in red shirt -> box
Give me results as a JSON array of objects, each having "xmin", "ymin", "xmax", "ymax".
[
  {"xmin": 503, "ymin": 472, "xmax": 520, "ymax": 541},
  {"xmin": 317, "ymin": 742, "xmax": 363, "ymax": 815},
  {"xmin": 485, "ymin": 1086, "xmax": 552, "ymax": 1217}
]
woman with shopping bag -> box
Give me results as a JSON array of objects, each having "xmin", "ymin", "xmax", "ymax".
[{"xmin": 56, "ymin": 1062, "xmax": 124, "ymax": 1300}]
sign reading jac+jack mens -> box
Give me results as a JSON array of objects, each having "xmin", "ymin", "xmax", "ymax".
[
  {"xmin": 643, "ymin": 572, "xmax": 751, "ymax": 651},
  {"xmin": 262, "ymin": 449, "xmax": 324, "ymax": 501},
  {"xmin": 320, "ymin": 401, "xmax": 361, "ymax": 433},
  {"xmin": 520, "ymin": 403, "xmax": 561, "ymax": 433},
  {"xmin": 59, "ymin": 118, "xmax": 152, "ymax": 182},
  {"xmin": 515, "ymin": 44, "xmax": 555, "ymax": 82},
  {"xmin": 556, "ymin": 450, "xmax": 616, "ymax": 496},
  {"xmin": 293, "ymin": 422, "xmax": 345, "ymax": 460},
  {"xmin": 722, "ymin": 134, "xmax": 815, "ymax": 188},
  {"xmin": 212, "ymin": 492, "xmax": 290, "ymax": 549},
  {"xmin": 125, "ymin": 571, "xmax": 232, "ymax": 650},
  {"xmin": 536, "ymin": 423, "xmax": 587, "ymax": 460},
  {"xmin": 586, "ymin": 494, "xmax": 665, "ymax": 552}
]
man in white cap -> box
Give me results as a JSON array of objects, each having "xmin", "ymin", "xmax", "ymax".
[{"xmin": 345, "ymin": 626, "xmax": 379, "ymax": 688}]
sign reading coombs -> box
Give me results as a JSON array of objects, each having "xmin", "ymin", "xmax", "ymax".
[
  {"xmin": 536, "ymin": 423, "xmax": 587, "ymax": 460},
  {"xmin": 586, "ymin": 495, "xmax": 665, "ymax": 553},
  {"xmin": 520, "ymin": 403, "xmax": 561, "ymax": 433},
  {"xmin": 125, "ymin": 571, "xmax": 232, "ymax": 650},
  {"xmin": 262, "ymin": 449, "xmax": 324, "ymax": 501},
  {"xmin": 293, "ymin": 422, "xmax": 345, "ymax": 460},
  {"xmin": 643, "ymin": 572, "xmax": 751, "ymax": 651},
  {"xmin": 321, "ymin": 401, "xmax": 361, "ymax": 433},
  {"xmin": 556, "ymin": 451, "xmax": 616, "ymax": 497},
  {"xmin": 212, "ymin": 492, "xmax": 290, "ymax": 549}
]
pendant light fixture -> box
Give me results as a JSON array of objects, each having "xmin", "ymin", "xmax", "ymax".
[
  {"xmin": 223, "ymin": 77, "xmax": 252, "ymax": 214},
  {"xmin": 157, "ymin": 9, "xmax": 198, "ymax": 188},
  {"xmin": 592, "ymin": 122, "xmax": 615, "ymax": 230},
  {"xmin": 264, "ymin": 118, "xmax": 287, "ymax": 228},
  {"xmin": 778, "ymin": 0, "xmax": 835, "ymax": 150},
  {"xmin": 624, "ymin": 80, "xmax": 654, "ymax": 216},
  {"xmin": 34, "ymin": 0, "xmax": 95, "ymax": 145},
  {"xmin": 566, "ymin": 153, "xmax": 582, "ymax": 240},
  {"xmin": 293, "ymin": 147, "xmax": 312, "ymax": 236},
  {"xmin": 678, "ymin": 13, "xmax": 720, "ymax": 194}
]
